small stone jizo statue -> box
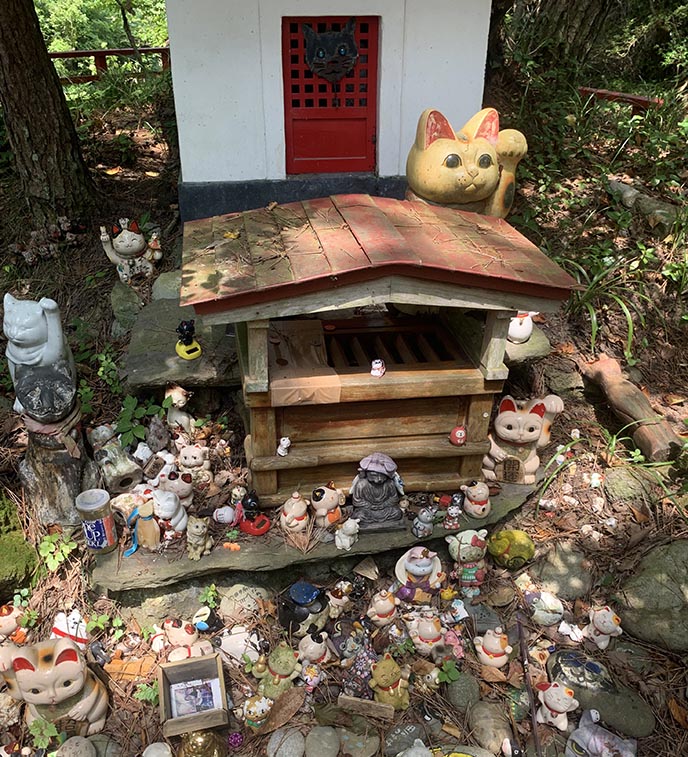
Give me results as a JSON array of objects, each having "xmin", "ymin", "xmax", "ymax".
[{"xmin": 350, "ymin": 452, "xmax": 404, "ymax": 529}]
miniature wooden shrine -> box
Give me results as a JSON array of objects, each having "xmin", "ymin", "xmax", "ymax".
[{"xmin": 180, "ymin": 194, "xmax": 576, "ymax": 505}]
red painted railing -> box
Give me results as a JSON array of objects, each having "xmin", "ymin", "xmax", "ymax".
[{"xmin": 49, "ymin": 47, "xmax": 170, "ymax": 84}]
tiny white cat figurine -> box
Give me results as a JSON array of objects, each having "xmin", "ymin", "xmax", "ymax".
[
  {"xmin": 100, "ymin": 218, "xmax": 162, "ymax": 283},
  {"xmin": 482, "ymin": 394, "xmax": 564, "ymax": 484},
  {"xmin": 3, "ymin": 293, "xmax": 74, "ymax": 413},
  {"xmin": 152, "ymin": 490, "xmax": 188, "ymax": 536},
  {"xmin": 334, "ymin": 518, "xmax": 360, "ymax": 551},
  {"xmin": 165, "ymin": 384, "xmax": 195, "ymax": 436}
]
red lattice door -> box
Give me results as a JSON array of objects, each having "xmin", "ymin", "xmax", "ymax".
[{"xmin": 282, "ymin": 16, "xmax": 378, "ymax": 174}]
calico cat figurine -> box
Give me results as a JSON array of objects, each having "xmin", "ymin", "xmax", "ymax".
[
  {"xmin": 302, "ymin": 18, "xmax": 358, "ymax": 83},
  {"xmin": 482, "ymin": 394, "xmax": 564, "ymax": 484},
  {"xmin": 99, "ymin": 218, "xmax": 162, "ymax": 284},
  {"xmin": 3, "ymin": 293, "xmax": 74, "ymax": 413},
  {"xmin": 0, "ymin": 637, "xmax": 109, "ymax": 735},
  {"xmin": 406, "ymin": 107, "xmax": 528, "ymax": 218}
]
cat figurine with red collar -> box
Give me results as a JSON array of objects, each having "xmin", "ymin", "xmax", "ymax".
[
  {"xmin": 535, "ymin": 680, "xmax": 579, "ymax": 730},
  {"xmin": 473, "ymin": 627, "xmax": 512, "ymax": 668},
  {"xmin": 582, "ymin": 606, "xmax": 623, "ymax": 650}
]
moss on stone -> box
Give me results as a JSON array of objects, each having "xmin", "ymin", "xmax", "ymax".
[{"xmin": 0, "ymin": 530, "xmax": 37, "ymax": 600}]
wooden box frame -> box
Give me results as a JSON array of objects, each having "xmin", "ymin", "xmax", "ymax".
[{"xmin": 158, "ymin": 653, "xmax": 228, "ymax": 737}]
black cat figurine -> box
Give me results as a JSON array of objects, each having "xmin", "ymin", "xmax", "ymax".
[{"xmin": 302, "ymin": 18, "xmax": 358, "ymax": 83}]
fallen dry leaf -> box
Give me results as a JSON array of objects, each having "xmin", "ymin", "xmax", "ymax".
[
  {"xmin": 481, "ymin": 664, "xmax": 508, "ymax": 682},
  {"xmin": 663, "ymin": 393, "xmax": 686, "ymax": 406},
  {"xmin": 103, "ymin": 166, "xmax": 122, "ymax": 175},
  {"xmin": 223, "ymin": 230, "xmax": 240, "ymax": 239},
  {"xmin": 145, "ymin": 170, "xmax": 160, "ymax": 177},
  {"xmin": 261, "ymin": 687, "xmax": 307, "ymax": 733},
  {"xmin": 668, "ymin": 697, "xmax": 688, "ymax": 729},
  {"xmin": 629, "ymin": 504, "xmax": 650, "ymax": 524},
  {"xmin": 555, "ymin": 342, "xmax": 577, "ymax": 355}
]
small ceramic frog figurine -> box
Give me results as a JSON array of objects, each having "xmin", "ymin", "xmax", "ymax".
[
  {"xmin": 100, "ymin": 218, "xmax": 162, "ymax": 283},
  {"xmin": 406, "ymin": 107, "xmax": 527, "ymax": 218},
  {"xmin": 565, "ymin": 709, "xmax": 637, "ymax": 757},
  {"xmin": 3, "ymin": 293, "xmax": 76, "ymax": 414},
  {"xmin": 311, "ymin": 481, "xmax": 345, "ymax": 528},
  {"xmin": 461, "ymin": 480, "xmax": 491, "ymax": 519},
  {"xmin": 280, "ymin": 491, "xmax": 310, "ymax": 533},
  {"xmin": 366, "ymin": 589, "xmax": 400, "ymax": 627},
  {"xmin": 253, "ymin": 642, "xmax": 302, "ymax": 699},
  {"xmin": 334, "ymin": 518, "xmax": 360, "ymax": 551},
  {"xmin": 178, "ymin": 444, "xmax": 213, "ymax": 488},
  {"xmin": 446, "ymin": 529, "xmax": 488, "ymax": 598},
  {"xmin": 488, "ymin": 529, "xmax": 535, "ymax": 570},
  {"xmin": 297, "ymin": 626, "xmax": 331, "ymax": 664},
  {"xmin": 473, "ymin": 627, "xmax": 512, "ymax": 668},
  {"xmin": 582, "ymin": 606, "xmax": 623, "ymax": 650},
  {"xmin": 0, "ymin": 637, "xmax": 109, "ymax": 735},
  {"xmin": 369, "ymin": 653, "xmax": 410, "ymax": 710},
  {"xmin": 395, "ymin": 546, "xmax": 445, "ymax": 603},
  {"xmin": 412, "ymin": 506, "xmax": 436, "ymax": 538},
  {"xmin": 482, "ymin": 395, "xmax": 564, "ymax": 485},
  {"xmin": 403, "ymin": 612, "xmax": 446, "ymax": 657},
  {"xmin": 535, "ymin": 680, "xmax": 579, "ymax": 731},
  {"xmin": 238, "ymin": 694, "xmax": 273, "ymax": 731}
]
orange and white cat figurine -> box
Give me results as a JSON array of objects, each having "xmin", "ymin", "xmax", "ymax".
[
  {"xmin": 406, "ymin": 107, "xmax": 527, "ymax": 219},
  {"xmin": 0, "ymin": 637, "xmax": 108, "ymax": 734}
]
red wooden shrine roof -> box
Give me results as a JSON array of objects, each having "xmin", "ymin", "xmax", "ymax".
[{"xmin": 180, "ymin": 194, "xmax": 577, "ymax": 316}]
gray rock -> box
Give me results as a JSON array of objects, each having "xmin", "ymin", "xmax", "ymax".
[
  {"xmin": 547, "ymin": 650, "xmax": 655, "ymax": 738},
  {"xmin": 384, "ymin": 723, "xmax": 423, "ymax": 756},
  {"xmin": 338, "ymin": 727, "xmax": 380, "ymax": 757},
  {"xmin": 610, "ymin": 639, "xmax": 654, "ymax": 675},
  {"xmin": 267, "ymin": 728, "xmax": 306, "ymax": 757},
  {"xmin": 542, "ymin": 358, "xmax": 584, "ymax": 395},
  {"xmin": 110, "ymin": 280, "xmax": 143, "ymax": 336},
  {"xmin": 616, "ymin": 539, "xmax": 688, "ymax": 652},
  {"xmin": 467, "ymin": 701, "xmax": 511, "ymax": 754},
  {"xmin": 152, "ymin": 270, "xmax": 182, "ymax": 300},
  {"xmin": 445, "ymin": 672, "xmax": 480, "ymax": 714},
  {"xmin": 603, "ymin": 467, "xmax": 657, "ymax": 503},
  {"xmin": 465, "ymin": 602, "xmax": 501, "ymax": 633},
  {"xmin": 306, "ymin": 727, "xmax": 340, "ymax": 757},
  {"xmin": 505, "ymin": 326, "xmax": 551, "ymax": 364},
  {"xmin": 531, "ymin": 541, "xmax": 593, "ymax": 600},
  {"xmin": 125, "ymin": 299, "xmax": 239, "ymax": 390}
]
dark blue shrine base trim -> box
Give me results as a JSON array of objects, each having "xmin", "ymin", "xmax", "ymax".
[{"xmin": 179, "ymin": 174, "xmax": 407, "ymax": 221}]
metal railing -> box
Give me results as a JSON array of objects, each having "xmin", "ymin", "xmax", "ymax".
[{"xmin": 49, "ymin": 47, "xmax": 170, "ymax": 84}]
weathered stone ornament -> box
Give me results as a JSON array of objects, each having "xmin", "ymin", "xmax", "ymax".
[
  {"xmin": 100, "ymin": 218, "xmax": 162, "ymax": 284},
  {"xmin": 88, "ymin": 424, "xmax": 143, "ymax": 493},
  {"xmin": 482, "ymin": 394, "xmax": 564, "ymax": 484},
  {"xmin": 535, "ymin": 681, "xmax": 579, "ymax": 731},
  {"xmin": 350, "ymin": 452, "xmax": 404, "ymax": 529},
  {"xmin": 0, "ymin": 637, "xmax": 108, "ymax": 735},
  {"xmin": 4, "ymin": 294, "xmax": 99, "ymax": 524},
  {"xmin": 406, "ymin": 108, "xmax": 527, "ymax": 218},
  {"xmin": 582, "ymin": 606, "xmax": 623, "ymax": 650}
]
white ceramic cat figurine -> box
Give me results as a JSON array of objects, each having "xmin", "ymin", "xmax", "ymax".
[
  {"xmin": 99, "ymin": 218, "xmax": 162, "ymax": 283},
  {"xmin": 152, "ymin": 490, "xmax": 188, "ymax": 536},
  {"xmin": 3, "ymin": 294, "xmax": 73, "ymax": 413},
  {"xmin": 0, "ymin": 637, "xmax": 109, "ymax": 735},
  {"xmin": 482, "ymin": 394, "xmax": 564, "ymax": 484}
]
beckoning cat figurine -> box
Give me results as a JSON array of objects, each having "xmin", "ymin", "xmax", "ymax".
[
  {"xmin": 582, "ymin": 606, "xmax": 623, "ymax": 650},
  {"xmin": 253, "ymin": 642, "xmax": 302, "ymax": 699},
  {"xmin": 99, "ymin": 218, "xmax": 162, "ymax": 283},
  {"xmin": 482, "ymin": 394, "xmax": 564, "ymax": 484},
  {"xmin": 3, "ymin": 293, "xmax": 75, "ymax": 414},
  {"xmin": 0, "ymin": 637, "xmax": 108, "ymax": 735},
  {"xmin": 186, "ymin": 515, "xmax": 213, "ymax": 560},
  {"xmin": 535, "ymin": 680, "xmax": 579, "ymax": 731},
  {"xmin": 369, "ymin": 653, "xmax": 410, "ymax": 710},
  {"xmin": 473, "ymin": 627, "xmax": 512, "ymax": 668},
  {"xmin": 406, "ymin": 107, "xmax": 527, "ymax": 219}
]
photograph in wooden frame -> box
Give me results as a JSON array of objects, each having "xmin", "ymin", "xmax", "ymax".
[{"xmin": 158, "ymin": 653, "xmax": 229, "ymax": 737}]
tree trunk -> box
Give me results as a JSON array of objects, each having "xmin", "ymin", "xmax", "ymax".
[
  {"xmin": 0, "ymin": 0, "xmax": 94, "ymax": 227},
  {"xmin": 512, "ymin": 0, "xmax": 616, "ymax": 65}
]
